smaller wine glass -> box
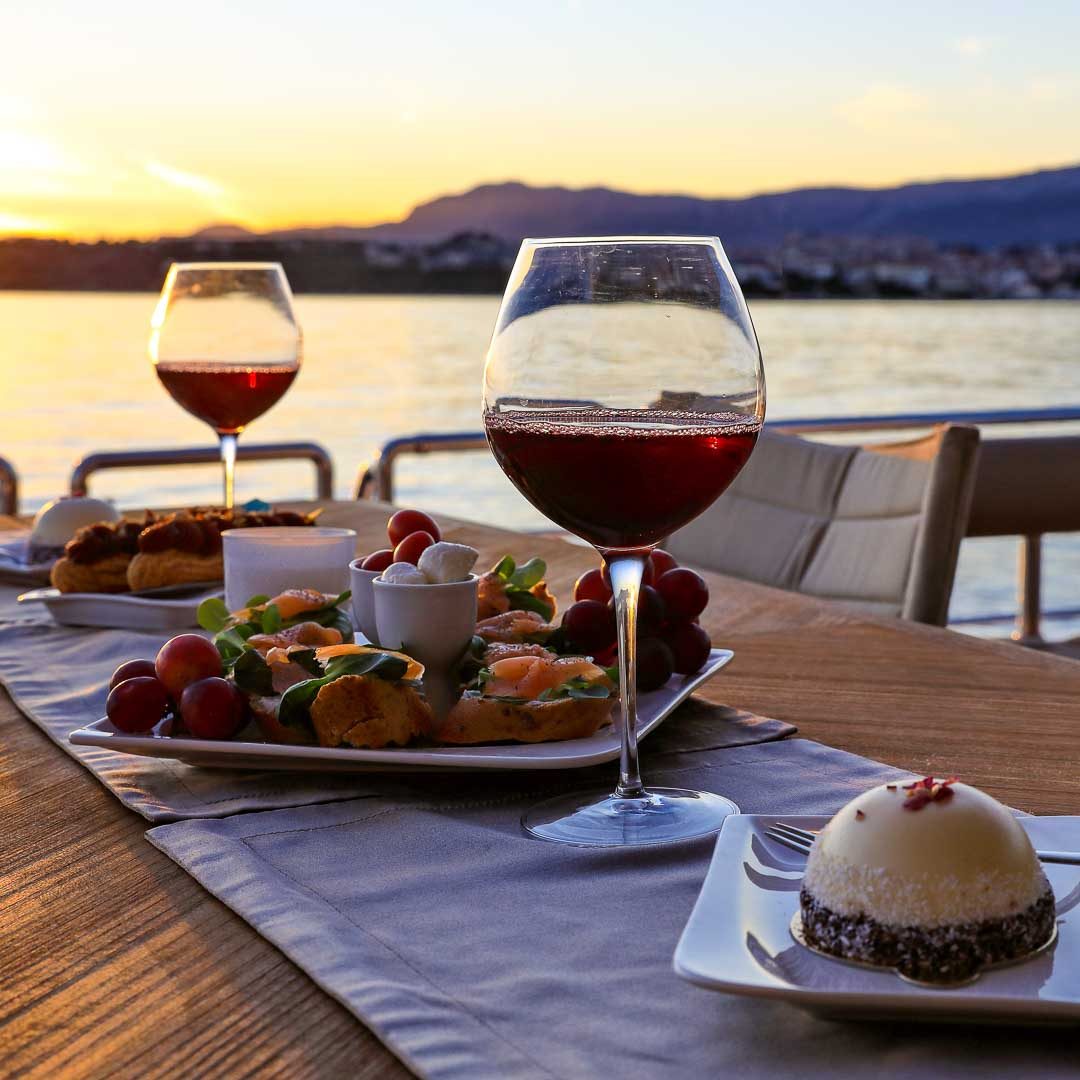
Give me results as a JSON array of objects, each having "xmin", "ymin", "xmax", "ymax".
[{"xmin": 150, "ymin": 262, "xmax": 302, "ymax": 509}]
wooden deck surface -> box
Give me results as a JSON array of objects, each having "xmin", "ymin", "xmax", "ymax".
[{"xmin": 2, "ymin": 501, "xmax": 1079, "ymax": 1077}]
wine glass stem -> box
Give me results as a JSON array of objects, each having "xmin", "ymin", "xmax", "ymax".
[
  {"xmin": 606, "ymin": 553, "xmax": 647, "ymax": 799},
  {"xmin": 219, "ymin": 432, "xmax": 238, "ymax": 510}
]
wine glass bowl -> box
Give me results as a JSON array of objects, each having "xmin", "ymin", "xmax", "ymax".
[
  {"xmin": 150, "ymin": 262, "xmax": 301, "ymax": 508},
  {"xmin": 483, "ymin": 237, "xmax": 765, "ymax": 846}
]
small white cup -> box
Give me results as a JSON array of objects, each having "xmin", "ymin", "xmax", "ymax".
[
  {"xmin": 349, "ymin": 560, "xmax": 380, "ymax": 644},
  {"xmin": 223, "ymin": 527, "xmax": 356, "ymax": 611},
  {"xmin": 373, "ymin": 574, "xmax": 478, "ymax": 720}
]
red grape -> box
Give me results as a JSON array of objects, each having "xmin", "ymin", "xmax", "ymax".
[
  {"xmin": 561, "ymin": 599, "xmax": 617, "ymax": 654},
  {"xmin": 594, "ymin": 643, "xmax": 618, "ymax": 668},
  {"xmin": 573, "ymin": 567, "xmax": 612, "ymax": 603},
  {"xmin": 666, "ymin": 621, "xmax": 712, "ymax": 675},
  {"xmin": 360, "ymin": 548, "xmax": 394, "ymax": 572},
  {"xmin": 181, "ymin": 677, "xmax": 246, "ymax": 739},
  {"xmin": 637, "ymin": 585, "xmax": 666, "ymax": 635},
  {"xmin": 392, "ymin": 530, "xmax": 435, "ymax": 565},
  {"xmin": 649, "ymin": 549, "xmax": 679, "ymax": 578},
  {"xmin": 606, "ymin": 584, "xmax": 666, "ymax": 635},
  {"xmin": 155, "ymin": 634, "xmax": 223, "ymax": 698},
  {"xmin": 636, "ymin": 638, "xmax": 674, "ymax": 692},
  {"xmin": 107, "ymin": 676, "xmax": 170, "ymax": 733},
  {"xmin": 109, "ymin": 658, "xmax": 157, "ymax": 691},
  {"xmin": 655, "ymin": 568, "xmax": 709, "ymax": 621},
  {"xmin": 387, "ymin": 509, "xmax": 441, "ymax": 547}
]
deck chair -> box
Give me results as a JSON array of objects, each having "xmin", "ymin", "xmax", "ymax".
[{"xmin": 665, "ymin": 424, "xmax": 981, "ymax": 626}]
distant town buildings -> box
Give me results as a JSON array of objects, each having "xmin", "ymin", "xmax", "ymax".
[{"xmin": 1, "ymin": 231, "xmax": 1079, "ymax": 298}]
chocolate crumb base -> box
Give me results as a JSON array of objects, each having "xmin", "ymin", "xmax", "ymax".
[{"xmin": 798, "ymin": 886, "xmax": 1056, "ymax": 984}]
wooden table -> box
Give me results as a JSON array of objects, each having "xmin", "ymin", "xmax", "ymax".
[{"xmin": 3, "ymin": 501, "xmax": 1079, "ymax": 1077}]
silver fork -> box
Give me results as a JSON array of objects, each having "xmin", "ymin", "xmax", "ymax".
[{"xmin": 765, "ymin": 822, "xmax": 1080, "ymax": 866}]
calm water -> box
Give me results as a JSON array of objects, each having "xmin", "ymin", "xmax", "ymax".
[{"xmin": 2, "ymin": 292, "xmax": 1079, "ymax": 633}]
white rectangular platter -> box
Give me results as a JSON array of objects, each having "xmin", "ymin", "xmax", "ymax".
[
  {"xmin": 17, "ymin": 586, "xmax": 221, "ymax": 631},
  {"xmin": 674, "ymin": 814, "xmax": 1080, "ymax": 1025},
  {"xmin": 69, "ymin": 648, "xmax": 733, "ymax": 772}
]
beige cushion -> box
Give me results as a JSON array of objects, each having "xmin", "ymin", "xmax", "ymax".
[{"xmin": 666, "ymin": 425, "xmax": 980, "ymax": 625}]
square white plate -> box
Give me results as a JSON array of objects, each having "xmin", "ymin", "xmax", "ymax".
[
  {"xmin": 17, "ymin": 585, "xmax": 221, "ymax": 631},
  {"xmin": 69, "ymin": 648, "xmax": 734, "ymax": 772},
  {"xmin": 675, "ymin": 814, "xmax": 1080, "ymax": 1025}
]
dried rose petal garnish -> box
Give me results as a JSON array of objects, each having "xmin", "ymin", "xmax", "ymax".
[{"xmin": 901, "ymin": 776, "xmax": 958, "ymax": 811}]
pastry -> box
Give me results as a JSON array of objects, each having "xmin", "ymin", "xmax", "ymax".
[
  {"xmin": 126, "ymin": 508, "xmax": 320, "ymax": 591},
  {"xmin": 50, "ymin": 516, "xmax": 150, "ymax": 593},
  {"xmin": 475, "ymin": 554, "xmax": 557, "ymax": 621},
  {"xmin": 798, "ymin": 778, "xmax": 1056, "ymax": 983},
  {"xmin": 438, "ymin": 652, "xmax": 615, "ymax": 745},
  {"xmin": 234, "ymin": 642, "xmax": 429, "ymax": 749}
]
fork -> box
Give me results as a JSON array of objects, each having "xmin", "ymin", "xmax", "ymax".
[{"xmin": 765, "ymin": 822, "xmax": 1080, "ymax": 866}]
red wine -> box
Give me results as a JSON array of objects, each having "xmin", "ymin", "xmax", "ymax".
[
  {"xmin": 485, "ymin": 409, "xmax": 760, "ymax": 551},
  {"xmin": 156, "ymin": 363, "xmax": 297, "ymax": 434}
]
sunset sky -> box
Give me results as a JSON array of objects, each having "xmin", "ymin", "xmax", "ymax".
[{"xmin": 2, "ymin": 1, "xmax": 1078, "ymax": 239}]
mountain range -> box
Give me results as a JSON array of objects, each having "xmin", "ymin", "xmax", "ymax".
[{"xmin": 206, "ymin": 163, "xmax": 1080, "ymax": 250}]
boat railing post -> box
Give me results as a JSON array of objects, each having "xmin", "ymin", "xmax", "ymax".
[
  {"xmin": 0, "ymin": 456, "xmax": 18, "ymax": 515},
  {"xmin": 1013, "ymin": 534, "xmax": 1044, "ymax": 647}
]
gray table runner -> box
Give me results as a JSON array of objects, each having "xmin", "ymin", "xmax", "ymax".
[
  {"xmin": 148, "ymin": 739, "xmax": 1080, "ymax": 1080},
  {"xmin": 0, "ymin": 622, "xmax": 793, "ymax": 822}
]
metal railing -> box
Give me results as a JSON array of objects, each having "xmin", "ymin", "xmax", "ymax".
[
  {"xmin": 71, "ymin": 442, "xmax": 335, "ymax": 501},
  {"xmin": 0, "ymin": 456, "xmax": 17, "ymax": 516},
  {"xmin": 355, "ymin": 407, "xmax": 1080, "ymax": 646}
]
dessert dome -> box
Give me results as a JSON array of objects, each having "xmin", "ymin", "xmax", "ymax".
[
  {"xmin": 799, "ymin": 778, "xmax": 1055, "ymax": 983},
  {"xmin": 805, "ymin": 778, "xmax": 1046, "ymax": 927}
]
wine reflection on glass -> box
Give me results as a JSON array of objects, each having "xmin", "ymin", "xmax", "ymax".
[
  {"xmin": 483, "ymin": 237, "xmax": 765, "ymax": 847},
  {"xmin": 149, "ymin": 262, "xmax": 302, "ymax": 509}
]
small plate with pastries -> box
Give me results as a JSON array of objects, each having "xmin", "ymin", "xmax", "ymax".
[
  {"xmin": 17, "ymin": 504, "xmax": 320, "ymax": 629},
  {"xmin": 16, "ymin": 583, "xmax": 225, "ymax": 632}
]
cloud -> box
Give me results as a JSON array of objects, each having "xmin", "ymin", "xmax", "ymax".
[
  {"xmin": 953, "ymin": 36, "xmax": 993, "ymax": 56},
  {"xmin": 143, "ymin": 159, "xmax": 248, "ymax": 223},
  {"xmin": 144, "ymin": 159, "xmax": 226, "ymax": 197},
  {"xmin": 836, "ymin": 84, "xmax": 928, "ymax": 132}
]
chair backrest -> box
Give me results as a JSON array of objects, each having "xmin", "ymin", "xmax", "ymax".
[{"xmin": 665, "ymin": 424, "xmax": 981, "ymax": 625}]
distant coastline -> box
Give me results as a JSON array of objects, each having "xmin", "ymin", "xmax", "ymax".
[
  {"xmin": 1, "ymin": 231, "xmax": 1078, "ymax": 299},
  {"xmin": 5, "ymin": 166, "xmax": 1080, "ymax": 299}
]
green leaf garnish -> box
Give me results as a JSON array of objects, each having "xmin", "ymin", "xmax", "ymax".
[
  {"xmin": 215, "ymin": 624, "xmax": 256, "ymax": 663},
  {"xmin": 244, "ymin": 594, "xmax": 270, "ymax": 607},
  {"xmin": 491, "ymin": 554, "xmax": 516, "ymax": 580},
  {"xmin": 506, "ymin": 589, "xmax": 554, "ymax": 621},
  {"xmin": 197, "ymin": 597, "xmax": 230, "ymax": 632},
  {"xmin": 509, "ymin": 557, "xmax": 546, "ymax": 590},
  {"xmin": 232, "ymin": 648, "xmax": 276, "ymax": 695},
  {"xmin": 289, "ymin": 648, "xmax": 323, "ymax": 675},
  {"xmin": 277, "ymin": 651, "xmax": 410, "ymax": 729},
  {"xmin": 537, "ymin": 676, "xmax": 613, "ymax": 702},
  {"xmin": 260, "ymin": 603, "xmax": 282, "ymax": 634}
]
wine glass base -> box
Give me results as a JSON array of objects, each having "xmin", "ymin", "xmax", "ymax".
[{"xmin": 521, "ymin": 786, "xmax": 739, "ymax": 847}]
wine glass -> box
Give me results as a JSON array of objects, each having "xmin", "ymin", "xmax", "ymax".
[
  {"xmin": 149, "ymin": 262, "xmax": 302, "ymax": 509},
  {"xmin": 483, "ymin": 237, "xmax": 765, "ymax": 846}
]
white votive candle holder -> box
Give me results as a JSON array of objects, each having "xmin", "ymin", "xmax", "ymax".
[{"xmin": 223, "ymin": 527, "xmax": 357, "ymax": 611}]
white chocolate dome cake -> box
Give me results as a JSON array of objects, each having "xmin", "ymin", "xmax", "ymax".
[{"xmin": 799, "ymin": 778, "xmax": 1055, "ymax": 983}]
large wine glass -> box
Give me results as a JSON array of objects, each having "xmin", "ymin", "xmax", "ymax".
[
  {"xmin": 483, "ymin": 237, "xmax": 765, "ymax": 846},
  {"xmin": 149, "ymin": 262, "xmax": 302, "ymax": 509}
]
